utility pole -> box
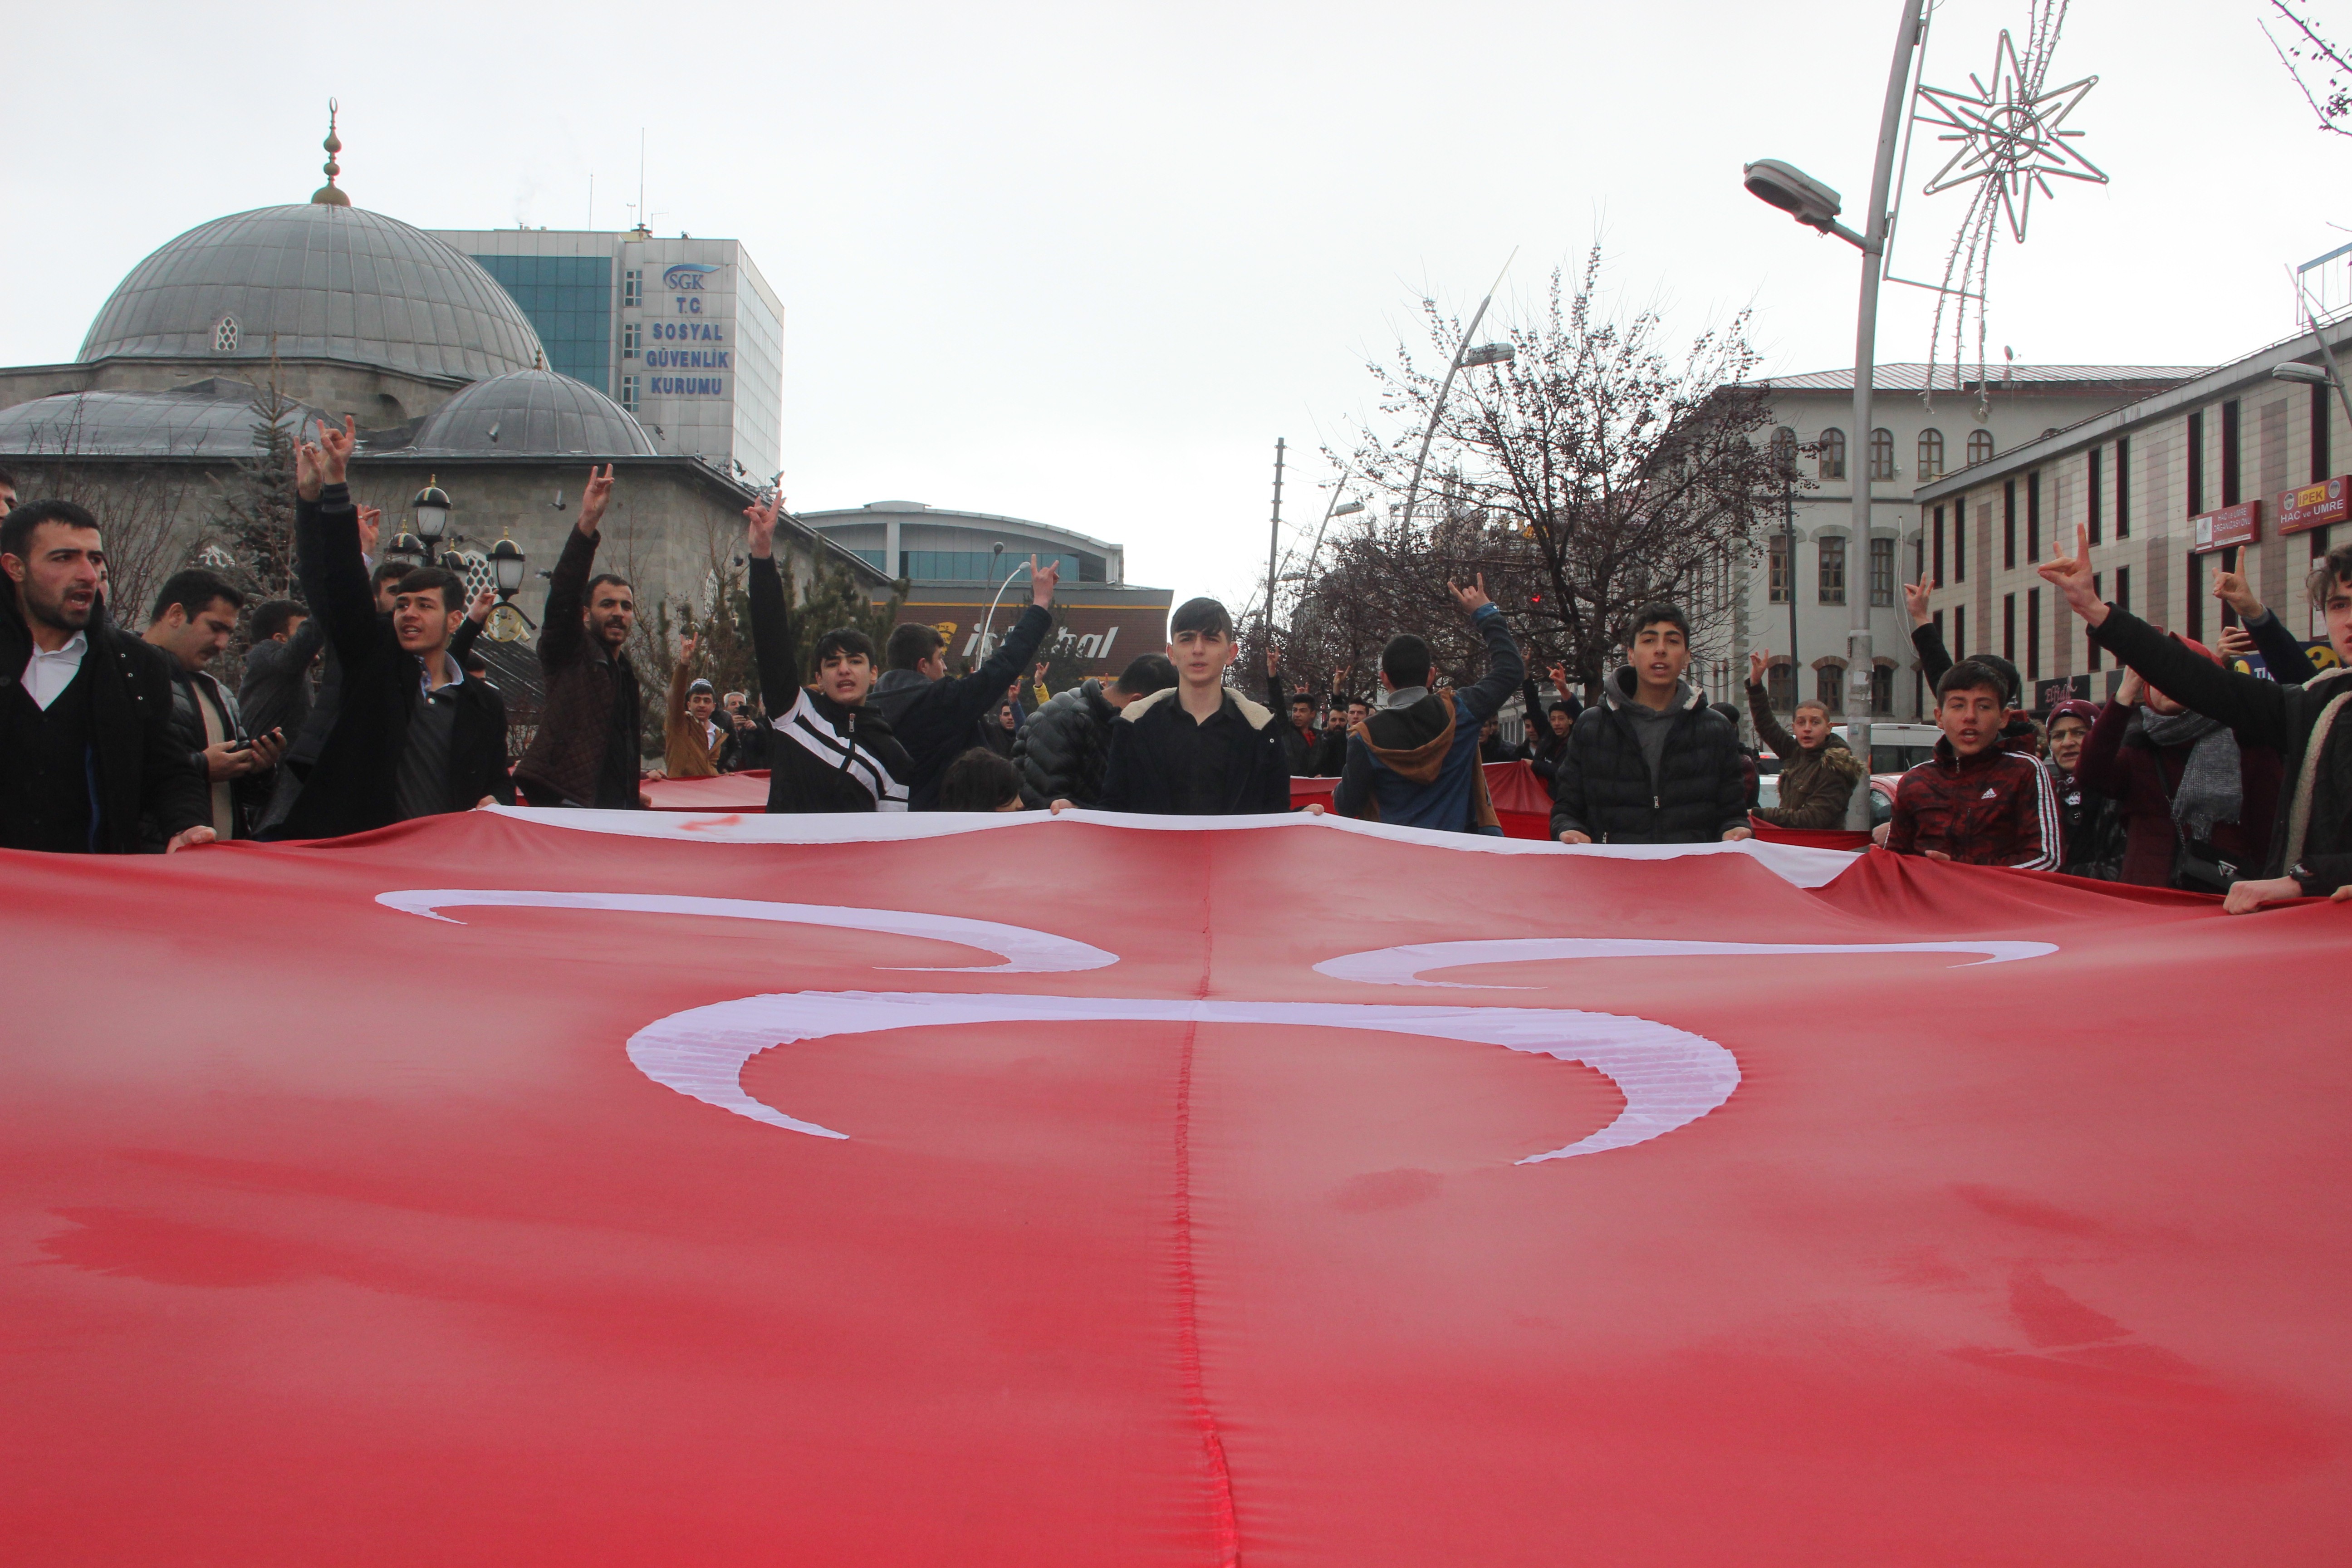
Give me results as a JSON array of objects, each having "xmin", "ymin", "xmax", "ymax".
[{"xmin": 1265, "ymin": 437, "xmax": 1286, "ymax": 644}]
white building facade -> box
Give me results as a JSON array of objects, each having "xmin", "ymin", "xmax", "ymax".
[
  {"xmin": 1727, "ymin": 363, "xmax": 2200, "ymax": 725},
  {"xmin": 429, "ymin": 228, "xmax": 784, "ymax": 483}
]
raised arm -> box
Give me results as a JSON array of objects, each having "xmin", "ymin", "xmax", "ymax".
[
  {"xmin": 537, "ymin": 466, "xmax": 613, "ymax": 666},
  {"xmin": 2043, "ymin": 525, "xmax": 2296, "ymax": 748},
  {"xmin": 291, "ymin": 417, "xmax": 377, "ymax": 671},
  {"xmin": 947, "ymin": 557, "xmax": 1061, "ymax": 711},
  {"xmin": 2072, "ymin": 685, "xmax": 2137, "ymax": 799},
  {"xmin": 742, "ymin": 493, "xmax": 803, "ymax": 705},
  {"xmin": 2215, "ymin": 562, "xmax": 2324, "ymax": 685},
  {"xmin": 1743, "ymin": 650, "xmax": 1798, "ymax": 758},
  {"xmin": 1448, "ymin": 576, "xmax": 1525, "ymax": 723}
]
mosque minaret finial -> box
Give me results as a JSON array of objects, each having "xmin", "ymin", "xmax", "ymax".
[{"xmin": 311, "ymin": 99, "xmax": 350, "ymax": 207}]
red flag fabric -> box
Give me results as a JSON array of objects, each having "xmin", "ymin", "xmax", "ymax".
[
  {"xmin": 5, "ymin": 811, "xmax": 2348, "ymax": 1565},
  {"xmin": 1289, "ymin": 760, "xmax": 1553, "ymax": 839},
  {"xmin": 642, "ymin": 768, "xmax": 771, "ymax": 811}
]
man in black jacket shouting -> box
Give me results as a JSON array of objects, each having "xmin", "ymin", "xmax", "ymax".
[
  {"xmin": 873, "ymin": 571, "xmax": 1058, "ymax": 810},
  {"xmin": 0, "ymin": 500, "xmax": 209, "ymax": 853},
  {"xmin": 268, "ymin": 418, "xmax": 514, "ymax": 838},
  {"xmin": 1550, "ymin": 602, "xmax": 1751, "ymax": 846}
]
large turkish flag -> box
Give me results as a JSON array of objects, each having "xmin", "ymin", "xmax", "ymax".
[{"xmin": 3, "ymin": 810, "xmax": 2347, "ymax": 1565}]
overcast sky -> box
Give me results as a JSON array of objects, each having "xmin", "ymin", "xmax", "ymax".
[{"xmin": 2, "ymin": 0, "xmax": 2338, "ymax": 603}]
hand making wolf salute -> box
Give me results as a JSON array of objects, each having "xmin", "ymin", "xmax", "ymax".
[
  {"xmin": 512, "ymin": 464, "xmax": 647, "ymax": 810},
  {"xmin": 1332, "ymin": 574, "xmax": 1525, "ymax": 833},
  {"xmin": 741, "ymin": 490, "xmax": 913, "ymax": 812},
  {"xmin": 267, "ymin": 417, "xmax": 513, "ymax": 838}
]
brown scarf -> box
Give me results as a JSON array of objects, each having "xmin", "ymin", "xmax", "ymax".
[{"xmin": 1350, "ymin": 691, "xmax": 1500, "ymax": 831}]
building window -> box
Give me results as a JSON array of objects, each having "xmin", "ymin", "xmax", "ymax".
[
  {"xmin": 1869, "ymin": 427, "xmax": 1896, "ymax": 481},
  {"xmin": 2114, "ymin": 564, "xmax": 2131, "ymax": 614},
  {"xmin": 1954, "ymin": 604, "xmax": 1967, "ymax": 662},
  {"xmin": 1818, "ymin": 428, "xmax": 1847, "ymax": 480},
  {"xmin": 1966, "ymin": 429, "xmax": 1995, "ymax": 466},
  {"xmin": 622, "ymin": 268, "xmax": 642, "ymax": 308},
  {"xmin": 1768, "ymin": 534, "xmax": 1792, "ymax": 604},
  {"xmin": 2115, "ymin": 436, "xmax": 2131, "ymax": 537},
  {"xmin": 2314, "ymin": 384, "xmax": 2332, "ymax": 483},
  {"xmin": 1816, "ymin": 663, "xmax": 1845, "ymax": 714},
  {"xmin": 1869, "ymin": 536, "xmax": 1896, "ymax": 606},
  {"xmin": 2087, "ymin": 446, "xmax": 2103, "ymax": 544},
  {"xmin": 213, "ymin": 316, "xmax": 240, "ymax": 352},
  {"xmin": 1918, "ymin": 428, "xmax": 1944, "ymax": 481},
  {"xmin": 2027, "ymin": 587, "xmax": 2043, "ymax": 681},
  {"xmin": 470, "ymin": 252, "xmax": 615, "ymax": 394},
  {"xmin": 622, "ymin": 320, "xmax": 640, "ymax": 358},
  {"xmin": 1871, "ymin": 662, "xmax": 1894, "ymax": 716},
  {"xmin": 2003, "ymin": 593, "xmax": 2017, "ymax": 662},
  {"xmin": 1771, "ymin": 426, "xmax": 1798, "ymax": 475},
  {"xmin": 2003, "ymin": 480, "xmax": 2018, "ymax": 569},
  {"xmin": 1931, "ymin": 505, "xmax": 1946, "ymax": 587},
  {"xmin": 2185, "ymin": 553, "xmax": 2205, "ymax": 642},
  {"xmin": 2026, "ymin": 470, "xmax": 2041, "ymax": 563},
  {"xmin": 2220, "ymin": 399, "xmax": 2241, "ymax": 507},
  {"xmin": 1766, "ymin": 660, "xmax": 1796, "ymax": 710},
  {"xmin": 2187, "ymin": 411, "xmax": 2205, "ymax": 516},
  {"xmin": 619, "ymin": 373, "xmax": 639, "ymax": 412},
  {"xmin": 1818, "ymin": 535, "xmax": 1847, "ymax": 604}
]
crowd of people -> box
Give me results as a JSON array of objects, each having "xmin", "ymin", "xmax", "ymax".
[{"xmin": 5, "ymin": 426, "xmax": 2350, "ymax": 915}]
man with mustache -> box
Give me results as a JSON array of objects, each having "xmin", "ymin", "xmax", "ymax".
[{"xmin": 0, "ymin": 499, "xmax": 210, "ymax": 853}]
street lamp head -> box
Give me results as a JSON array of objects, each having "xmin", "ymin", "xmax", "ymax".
[
  {"xmin": 1334, "ymin": 501, "xmax": 1366, "ymax": 516},
  {"xmin": 489, "ymin": 536, "xmax": 527, "ymax": 598},
  {"xmin": 387, "ymin": 532, "xmax": 427, "ymax": 566},
  {"xmin": 1461, "ymin": 342, "xmax": 1515, "ymax": 368},
  {"xmin": 412, "ymin": 475, "xmax": 453, "ymax": 543},
  {"xmin": 1743, "ymin": 159, "xmax": 1844, "ymax": 232},
  {"xmin": 2272, "ymin": 360, "xmax": 2335, "ymax": 387}
]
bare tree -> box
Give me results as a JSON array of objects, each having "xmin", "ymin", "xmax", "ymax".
[
  {"xmin": 2266, "ymin": 1, "xmax": 2352, "ymax": 134},
  {"xmin": 1284, "ymin": 249, "xmax": 1783, "ymax": 700},
  {"xmin": 206, "ymin": 358, "xmax": 302, "ymax": 602}
]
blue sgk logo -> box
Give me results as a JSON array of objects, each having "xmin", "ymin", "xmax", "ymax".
[{"xmin": 664, "ymin": 263, "xmax": 722, "ymax": 290}]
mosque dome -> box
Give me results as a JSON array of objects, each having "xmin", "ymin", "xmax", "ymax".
[
  {"xmin": 77, "ymin": 203, "xmax": 544, "ymax": 382},
  {"xmin": 407, "ymin": 368, "xmax": 657, "ymax": 456}
]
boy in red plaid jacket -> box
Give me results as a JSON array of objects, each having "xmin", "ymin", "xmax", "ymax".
[{"xmin": 1887, "ymin": 659, "xmax": 2058, "ymax": 869}]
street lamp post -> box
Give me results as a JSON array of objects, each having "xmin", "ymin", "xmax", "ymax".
[
  {"xmin": 1398, "ymin": 253, "xmax": 1519, "ymax": 532},
  {"xmin": 411, "ymin": 476, "xmax": 453, "ymax": 565},
  {"xmin": 1744, "ymin": 0, "xmax": 1930, "ymax": 828},
  {"xmin": 2273, "ymin": 356, "xmax": 2352, "ymax": 446}
]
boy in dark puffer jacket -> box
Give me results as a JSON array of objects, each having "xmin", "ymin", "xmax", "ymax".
[
  {"xmin": 1549, "ymin": 603, "xmax": 1751, "ymax": 845},
  {"xmin": 1013, "ymin": 652, "xmax": 1176, "ymax": 808},
  {"xmin": 1743, "ymin": 649, "xmax": 1866, "ymax": 828}
]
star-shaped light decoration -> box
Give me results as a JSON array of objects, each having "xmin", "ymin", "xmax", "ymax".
[{"xmin": 1916, "ymin": 29, "xmax": 2106, "ymax": 243}]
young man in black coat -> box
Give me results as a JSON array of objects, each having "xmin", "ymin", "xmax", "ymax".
[
  {"xmin": 0, "ymin": 500, "xmax": 210, "ymax": 853},
  {"xmin": 872, "ymin": 567, "xmax": 1058, "ymax": 810},
  {"xmin": 1014, "ymin": 652, "xmax": 1176, "ymax": 808},
  {"xmin": 1092, "ymin": 597, "xmax": 1292, "ymax": 815},
  {"xmin": 1550, "ymin": 602, "xmax": 1752, "ymax": 846},
  {"xmin": 141, "ymin": 567, "xmax": 285, "ymax": 845},
  {"xmin": 2043, "ymin": 525, "xmax": 2352, "ymax": 912},
  {"xmin": 268, "ymin": 419, "xmax": 514, "ymax": 838},
  {"xmin": 741, "ymin": 491, "xmax": 916, "ymax": 813}
]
